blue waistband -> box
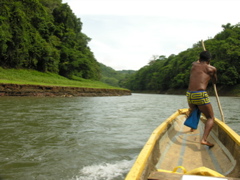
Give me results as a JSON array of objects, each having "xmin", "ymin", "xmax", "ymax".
[{"xmin": 187, "ymin": 90, "xmax": 206, "ymax": 93}]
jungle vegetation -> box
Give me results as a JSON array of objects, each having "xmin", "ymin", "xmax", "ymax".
[
  {"xmin": 0, "ymin": 0, "xmax": 100, "ymax": 80},
  {"xmin": 0, "ymin": 0, "xmax": 239, "ymax": 94},
  {"xmin": 121, "ymin": 23, "xmax": 240, "ymax": 93},
  {"xmin": 99, "ymin": 63, "xmax": 135, "ymax": 87}
]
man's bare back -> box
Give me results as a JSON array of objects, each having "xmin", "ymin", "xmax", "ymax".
[{"xmin": 188, "ymin": 61, "xmax": 217, "ymax": 91}]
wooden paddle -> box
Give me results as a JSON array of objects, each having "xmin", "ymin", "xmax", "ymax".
[{"xmin": 201, "ymin": 40, "xmax": 225, "ymax": 122}]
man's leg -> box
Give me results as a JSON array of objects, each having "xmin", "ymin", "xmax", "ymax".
[{"xmin": 198, "ymin": 103, "xmax": 214, "ymax": 147}]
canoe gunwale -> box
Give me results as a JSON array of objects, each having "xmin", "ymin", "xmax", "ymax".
[
  {"xmin": 211, "ymin": 116, "xmax": 240, "ymax": 177},
  {"xmin": 213, "ymin": 118, "xmax": 240, "ymax": 146},
  {"xmin": 125, "ymin": 109, "xmax": 240, "ymax": 180},
  {"xmin": 125, "ymin": 109, "xmax": 185, "ymax": 180}
]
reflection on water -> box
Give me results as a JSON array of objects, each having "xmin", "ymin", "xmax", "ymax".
[{"xmin": 0, "ymin": 94, "xmax": 239, "ymax": 180}]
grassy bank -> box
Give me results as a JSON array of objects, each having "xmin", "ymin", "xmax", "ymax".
[{"xmin": 0, "ymin": 68, "xmax": 125, "ymax": 90}]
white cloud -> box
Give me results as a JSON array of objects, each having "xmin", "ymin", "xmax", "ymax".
[{"xmin": 62, "ymin": 0, "xmax": 240, "ymax": 70}]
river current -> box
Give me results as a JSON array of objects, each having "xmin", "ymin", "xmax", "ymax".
[{"xmin": 0, "ymin": 93, "xmax": 239, "ymax": 180}]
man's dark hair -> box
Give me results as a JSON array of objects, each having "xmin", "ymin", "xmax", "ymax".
[{"xmin": 199, "ymin": 51, "xmax": 211, "ymax": 61}]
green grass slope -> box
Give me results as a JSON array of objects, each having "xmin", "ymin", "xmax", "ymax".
[{"xmin": 0, "ymin": 68, "xmax": 126, "ymax": 90}]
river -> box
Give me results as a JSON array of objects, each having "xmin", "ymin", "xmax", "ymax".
[{"xmin": 0, "ymin": 93, "xmax": 239, "ymax": 180}]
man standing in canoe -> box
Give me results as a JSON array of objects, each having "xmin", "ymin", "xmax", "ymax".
[{"xmin": 186, "ymin": 51, "xmax": 217, "ymax": 147}]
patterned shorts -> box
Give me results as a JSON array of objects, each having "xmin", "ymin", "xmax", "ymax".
[{"xmin": 186, "ymin": 90, "xmax": 210, "ymax": 106}]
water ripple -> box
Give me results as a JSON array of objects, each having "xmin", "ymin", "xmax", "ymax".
[{"xmin": 0, "ymin": 94, "xmax": 239, "ymax": 179}]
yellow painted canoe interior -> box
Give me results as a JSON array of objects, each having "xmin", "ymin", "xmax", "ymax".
[{"xmin": 155, "ymin": 115, "xmax": 236, "ymax": 176}]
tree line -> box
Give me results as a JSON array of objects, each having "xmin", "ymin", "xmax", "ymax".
[
  {"xmin": 121, "ymin": 23, "xmax": 240, "ymax": 92},
  {"xmin": 1, "ymin": 0, "xmax": 239, "ymax": 91},
  {"xmin": 0, "ymin": 0, "xmax": 100, "ymax": 80},
  {"xmin": 99, "ymin": 62, "xmax": 135, "ymax": 87}
]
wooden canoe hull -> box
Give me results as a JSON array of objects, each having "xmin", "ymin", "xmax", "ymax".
[{"xmin": 125, "ymin": 109, "xmax": 240, "ymax": 180}]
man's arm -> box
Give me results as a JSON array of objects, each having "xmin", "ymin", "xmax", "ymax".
[{"xmin": 209, "ymin": 66, "xmax": 217, "ymax": 84}]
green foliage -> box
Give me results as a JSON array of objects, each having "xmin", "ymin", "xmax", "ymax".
[
  {"xmin": 122, "ymin": 23, "xmax": 240, "ymax": 91},
  {"xmin": 99, "ymin": 63, "xmax": 135, "ymax": 87},
  {"xmin": 0, "ymin": 0, "xmax": 100, "ymax": 80},
  {"xmin": 0, "ymin": 67, "xmax": 122, "ymax": 89}
]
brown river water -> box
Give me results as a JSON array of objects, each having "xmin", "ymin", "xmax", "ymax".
[{"xmin": 0, "ymin": 93, "xmax": 239, "ymax": 180}]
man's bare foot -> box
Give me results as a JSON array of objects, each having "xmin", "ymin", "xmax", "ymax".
[
  {"xmin": 201, "ymin": 140, "xmax": 214, "ymax": 147},
  {"xmin": 190, "ymin": 128, "xmax": 195, "ymax": 132}
]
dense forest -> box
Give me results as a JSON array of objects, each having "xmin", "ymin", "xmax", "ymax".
[
  {"xmin": 121, "ymin": 23, "xmax": 240, "ymax": 92},
  {"xmin": 0, "ymin": 0, "xmax": 240, "ymax": 94},
  {"xmin": 99, "ymin": 63, "xmax": 135, "ymax": 87},
  {"xmin": 0, "ymin": 0, "xmax": 100, "ymax": 80}
]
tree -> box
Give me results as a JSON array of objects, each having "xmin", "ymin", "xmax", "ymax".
[
  {"xmin": 122, "ymin": 23, "xmax": 240, "ymax": 91},
  {"xmin": 0, "ymin": 0, "xmax": 100, "ymax": 80}
]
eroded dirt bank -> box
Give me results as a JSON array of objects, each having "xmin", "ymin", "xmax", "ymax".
[{"xmin": 0, "ymin": 83, "xmax": 131, "ymax": 97}]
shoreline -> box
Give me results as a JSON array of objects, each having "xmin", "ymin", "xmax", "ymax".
[
  {"xmin": 0, "ymin": 83, "xmax": 131, "ymax": 97},
  {"xmin": 132, "ymin": 85, "xmax": 240, "ymax": 97}
]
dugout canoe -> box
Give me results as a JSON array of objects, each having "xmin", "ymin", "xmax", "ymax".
[{"xmin": 125, "ymin": 109, "xmax": 240, "ymax": 180}]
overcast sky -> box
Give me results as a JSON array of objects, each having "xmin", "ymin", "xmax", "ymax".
[{"xmin": 61, "ymin": 0, "xmax": 240, "ymax": 70}]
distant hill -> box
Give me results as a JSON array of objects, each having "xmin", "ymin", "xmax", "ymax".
[{"xmin": 99, "ymin": 63, "xmax": 136, "ymax": 87}]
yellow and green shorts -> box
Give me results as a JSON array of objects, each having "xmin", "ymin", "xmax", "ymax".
[{"xmin": 186, "ymin": 90, "xmax": 210, "ymax": 106}]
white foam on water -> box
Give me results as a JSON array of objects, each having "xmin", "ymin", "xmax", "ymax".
[{"xmin": 72, "ymin": 159, "xmax": 134, "ymax": 180}]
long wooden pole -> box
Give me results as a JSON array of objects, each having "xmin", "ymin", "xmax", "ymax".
[{"xmin": 201, "ymin": 40, "xmax": 225, "ymax": 123}]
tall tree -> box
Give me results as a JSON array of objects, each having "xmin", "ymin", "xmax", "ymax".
[{"xmin": 0, "ymin": 0, "xmax": 100, "ymax": 80}]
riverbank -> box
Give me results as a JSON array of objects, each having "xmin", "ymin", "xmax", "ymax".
[
  {"xmin": 0, "ymin": 68, "xmax": 131, "ymax": 97},
  {"xmin": 0, "ymin": 83, "xmax": 131, "ymax": 97},
  {"xmin": 133, "ymin": 85, "xmax": 240, "ymax": 97}
]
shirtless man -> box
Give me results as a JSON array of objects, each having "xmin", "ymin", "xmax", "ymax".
[{"xmin": 186, "ymin": 51, "xmax": 217, "ymax": 147}]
